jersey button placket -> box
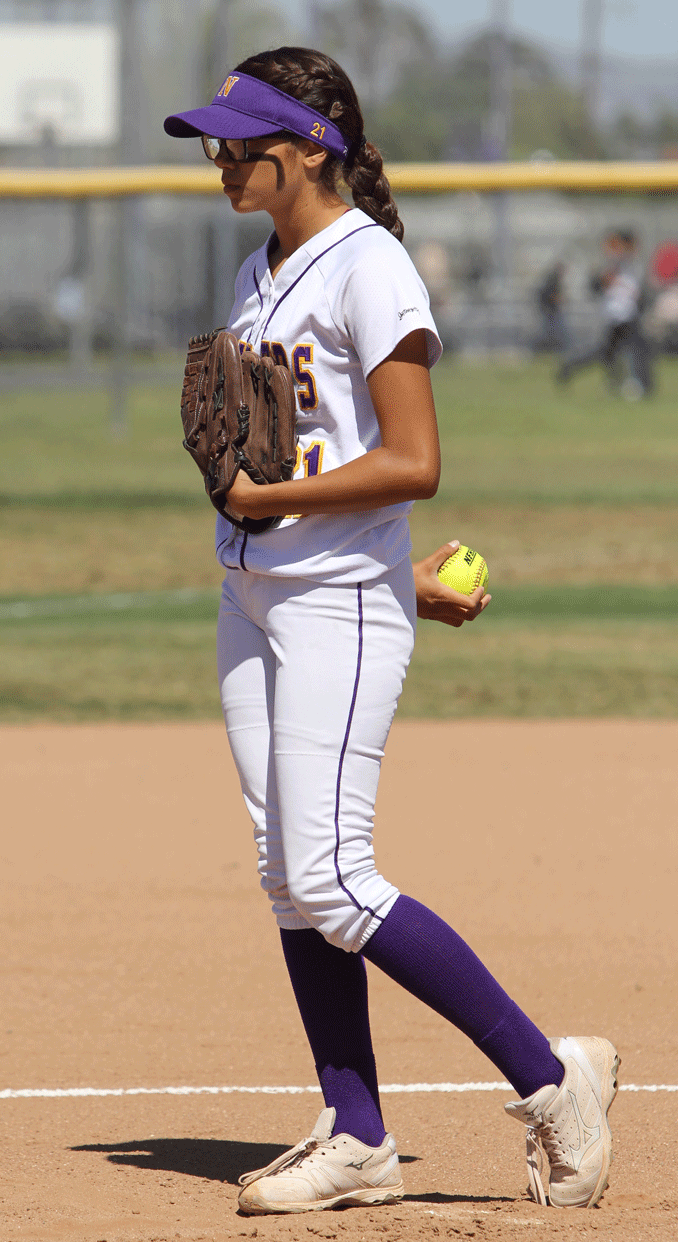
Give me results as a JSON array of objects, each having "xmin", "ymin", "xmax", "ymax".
[{"xmin": 253, "ymin": 279, "xmax": 275, "ymax": 352}]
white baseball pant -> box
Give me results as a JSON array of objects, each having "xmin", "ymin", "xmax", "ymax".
[{"xmin": 217, "ymin": 557, "xmax": 416, "ymax": 952}]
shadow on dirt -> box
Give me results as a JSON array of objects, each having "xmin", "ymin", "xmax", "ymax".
[
  {"xmin": 71, "ymin": 1137, "xmax": 422, "ymax": 1187},
  {"xmin": 72, "ymin": 1138, "xmax": 511, "ymax": 1207},
  {"xmin": 404, "ymin": 1191, "xmax": 513, "ymax": 1205},
  {"xmin": 72, "ymin": 1137, "xmax": 286, "ymax": 1184}
]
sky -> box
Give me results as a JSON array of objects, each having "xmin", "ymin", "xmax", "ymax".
[
  {"xmin": 427, "ymin": 0, "xmax": 678, "ymax": 59},
  {"xmin": 287, "ymin": 0, "xmax": 678, "ymax": 61}
]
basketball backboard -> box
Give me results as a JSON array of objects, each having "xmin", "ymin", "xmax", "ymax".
[{"xmin": 0, "ymin": 24, "xmax": 119, "ymax": 145}]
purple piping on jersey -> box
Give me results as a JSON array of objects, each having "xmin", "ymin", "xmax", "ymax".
[
  {"xmin": 333, "ymin": 584, "xmax": 380, "ymax": 921},
  {"xmin": 214, "ymin": 531, "xmax": 249, "ymax": 568},
  {"xmin": 223, "ymin": 230, "xmax": 378, "ymax": 565},
  {"xmin": 260, "ymin": 223, "xmax": 378, "ymax": 343},
  {"xmin": 244, "ymin": 267, "xmax": 265, "ymax": 346}
]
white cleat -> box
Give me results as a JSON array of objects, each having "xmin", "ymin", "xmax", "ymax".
[
  {"xmin": 505, "ymin": 1035, "xmax": 620, "ymax": 1208},
  {"xmin": 237, "ymin": 1107, "xmax": 405, "ymax": 1215}
]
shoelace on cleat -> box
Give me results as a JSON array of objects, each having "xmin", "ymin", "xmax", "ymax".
[
  {"xmin": 524, "ymin": 1112, "xmax": 574, "ymax": 1206},
  {"xmin": 525, "ymin": 1127, "xmax": 548, "ymax": 1206},
  {"xmin": 238, "ymin": 1136, "xmax": 336, "ymax": 1188}
]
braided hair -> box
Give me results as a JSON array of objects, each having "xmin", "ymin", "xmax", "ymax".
[{"xmin": 233, "ymin": 47, "xmax": 404, "ymax": 243}]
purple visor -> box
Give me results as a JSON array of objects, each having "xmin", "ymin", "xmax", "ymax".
[{"xmin": 164, "ymin": 72, "xmax": 351, "ymax": 164}]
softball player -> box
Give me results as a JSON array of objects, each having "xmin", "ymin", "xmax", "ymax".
[{"xmin": 164, "ymin": 47, "xmax": 618, "ymax": 1215}]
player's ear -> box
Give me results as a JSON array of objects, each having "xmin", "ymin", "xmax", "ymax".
[{"xmin": 296, "ymin": 139, "xmax": 328, "ymax": 171}]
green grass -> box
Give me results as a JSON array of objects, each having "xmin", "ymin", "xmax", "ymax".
[
  {"xmin": 0, "ymin": 369, "xmax": 194, "ymax": 502},
  {"xmin": 2, "ymin": 355, "xmax": 678, "ymax": 506},
  {"xmin": 431, "ymin": 358, "xmax": 678, "ymax": 505},
  {"xmin": 1, "ymin": 587, "xmax": 676, "ymax": 722},
  {"xmin": 1, "ymin": 355, "xmax": 677, "ymax": 721},
  {"xmin": 402, "ymin": 617, "xmax": 678, "ymax": 718},
  {"xmin": 0, "ymin": 618, "xmax": 219, "ymax": 721},
  {"xmin": 2, "ymin": 582, "xmax": 676, "ymax": 624}
]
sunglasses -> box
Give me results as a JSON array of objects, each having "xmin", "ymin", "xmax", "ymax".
[{"xmin": 202, "ymin": 134, "xmax": 282, "ymax": 163}]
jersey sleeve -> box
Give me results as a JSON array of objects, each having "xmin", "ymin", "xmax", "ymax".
[{"xmin": 336, "ymin": 237, "xmax": 443, "ymax": 378}]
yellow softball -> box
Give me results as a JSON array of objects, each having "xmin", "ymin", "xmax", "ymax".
[{"xmin": 437, "ymin": 545, "xmax": 488, "ymax": 595}]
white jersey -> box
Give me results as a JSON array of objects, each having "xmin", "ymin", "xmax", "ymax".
[
  {"xmin": 216, "ymin": 207, "xmax": 442, "ymax": 583},
  {"xmin": 604, "ymin": 262, "xmax": 642, "ymax": 325}
]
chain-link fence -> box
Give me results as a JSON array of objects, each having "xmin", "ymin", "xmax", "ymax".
[{"xmin": 2, "ymin": 164, "xmax": 678, "ymax": 423}]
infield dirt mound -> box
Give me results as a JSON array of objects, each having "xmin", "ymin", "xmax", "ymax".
[{"xmin": 1, "ymin": 720, "xmax": 677, "ymax": 1241}]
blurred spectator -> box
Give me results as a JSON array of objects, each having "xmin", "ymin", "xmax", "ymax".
[
  {"xmin": 413, "ymin": 240, "xmax": 456, "ymax": 351},
  {"xmin": 0, "ymin": 300, "xmax": 68, "ymax": 354},
  {"xmin": 461, "ymin": 245, "xmax": 491, "ymax": 297},
  {"xmin": 534, "ymin": 260, "xmax": 568, "ymax": 353},
  {"xmin": 650, "ymin": 239, "xmax": 678, "ymax": 286},
  {"xmin": 413, "ymin": 240, "xmax": 454, "ymax": 314},
  {"xmin": 558, "ymin": 229, "xmax": 653, "ymax": 398},
  {"xmin": 647, "ymin": 282, "xmax": 678, "ymax": 355},
  {"xmin": 647, "ymin": 240, "xmax": 678, "ymax": 355}
]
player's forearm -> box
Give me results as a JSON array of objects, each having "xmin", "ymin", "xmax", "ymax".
[{"xmin": 238, "ymin": 446, "xmax": 440, "ymax": 518}]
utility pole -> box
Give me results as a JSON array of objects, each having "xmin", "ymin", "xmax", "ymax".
[
  {"xmin": 110, "ymin": 0, "xmax": 141, "ymax": 438},
  {"xmin": 580, "ymin": 0, "xmax": 604, "ymax": 123},
  {"xmin": 205, "ymin": 0, "xmax": 232, "ymax": 97},
  {"xmin": 356, "ymin": 0, "xmax": 382, "ymax": 110},
  {"xmin": 488, "ymin": 0, "xmax": 512, "ymax": 342},
  {"xmin": 117, "ymin": 0, "xmax": 142, "ymax": 165},
  {"xmin": 307, "ymin": 0, "xmax": 322, "ymax": 48},
  {"xmin": 488, "ymin": 0, "xmax": 511, "ymax": 164},
  {"xmin": 205, "ymin": 1, "xmax": 238, "ymax": 328}
]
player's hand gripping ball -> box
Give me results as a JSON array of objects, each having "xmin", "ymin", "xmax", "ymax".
[{"xmin": 437, "ymin": 545, "xmax": 488, "ymax": 596}]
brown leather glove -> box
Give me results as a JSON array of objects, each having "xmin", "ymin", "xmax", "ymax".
[{"xmin": 181, "ymin": 328, "xmax": 297, "ymax": 534}]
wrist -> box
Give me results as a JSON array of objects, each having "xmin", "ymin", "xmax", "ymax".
[{"xmin": 247, "ymin": 480, "xmax": 285, "ymax": 519}]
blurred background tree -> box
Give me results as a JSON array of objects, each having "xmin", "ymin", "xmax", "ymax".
[
  {"xmin": 127, "ymin": 0, "xmax": 678, "ymax": 165},
  {"xmin": 359, "ymin": 32, "xmax": 607, "ymax": 161},
  {"xmin": 289, "ymin": 0, "xmax": 677, "ymax": 164},
  {"xmin": 610, "ymin": 110, "xmax": 678, "ymax": 160},
  {"xmin": 302, "ymin": 0, "xmax": 611, "ymax": 164}
]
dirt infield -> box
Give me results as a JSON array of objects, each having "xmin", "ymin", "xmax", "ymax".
[{"xmin": 2, "ymin": 720, "xmax": 677, "ymax": 1241}]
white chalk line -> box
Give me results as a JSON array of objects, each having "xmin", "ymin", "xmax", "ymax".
[{"xmin": 1, "ymin": 1081, "xmax": 676, "ymax": 1101}]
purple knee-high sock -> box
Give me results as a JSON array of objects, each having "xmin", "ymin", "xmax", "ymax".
[
  {"xmin": 363, "ymin": 896, "xmax": 564, "ymax": 1100},
  {"xmin": 280, "ymin": 928, "xmax": 387, "ymax": 1147}
]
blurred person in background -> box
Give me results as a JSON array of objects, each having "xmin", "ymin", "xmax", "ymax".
[
  {"xmin": 462, "ymin": 244, "xmax": 491, "ymax": 298},
  {"xmin": 413, "ymin": 240, "xmax": 454, "ymax": 315},
  {"xmin": 558, "ymin": 229, "xmax": 653, "ymax": 398},
  {"xmin": 647, "ymin": 240, "xmax": 678, "ymax": 356},
  {"xmin": 413, "ymin": 240, "xmax": 456, "ymax": 351},
  {"xmin": 534, "ymin": 260, "xmax": 568, "ymax": 354},
  {"xmin": 648, "ymin": 281, "xmax": 678, "ymax": 355}
]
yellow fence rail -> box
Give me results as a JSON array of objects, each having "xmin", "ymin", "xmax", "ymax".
[{"xmin": 1, "ymin": 161, "xmax": 678, "ymax": 198}]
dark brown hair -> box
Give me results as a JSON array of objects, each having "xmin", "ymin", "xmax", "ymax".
[{"xmin": 233, "ymin": 47, "xmax": 404, "ymax": 243}]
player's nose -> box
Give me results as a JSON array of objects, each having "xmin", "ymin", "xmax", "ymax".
[{"xmin": 215, "ymin": 150, "xmax": 237, "ymax": 170}]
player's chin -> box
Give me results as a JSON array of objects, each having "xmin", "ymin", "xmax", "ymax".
[{"xmin": 222, "ymin": 186, "xmax": 255, "ymax": 213}]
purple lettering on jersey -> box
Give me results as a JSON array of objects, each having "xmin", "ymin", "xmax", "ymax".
[
  {"xmin": 258, "ymin": 339, "xmax": 290, "ymax": 368},
  {"xmin": 293, "ymin": 344, "xmax": 319, "ymax": 410},
  {"xmin": 303, "ymin": 442, "xmax": 323, "ymax": 477}
]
